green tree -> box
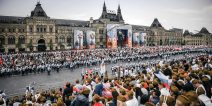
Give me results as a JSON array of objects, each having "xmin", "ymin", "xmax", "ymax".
[
  {"xmin": 16, "ymin": 39, "xmax": 22, "ymax": 49},
  {"xmin": 67, "ymin": 42, "xmax": 72, "ymax": 46},
  {"xmin": 58, "ymin": 42, "xmax": 63, "ymax": 50},
  {"xmin": 96, "ymin": 42, "xmax": 100, "ymax": 48},
  {"xmin": 181, "ymin": 40, "xmax": 186, "ymax": 45},
  {"xmin": 58, "ymin": 42, "xmax": 62, "ymax": 47},
  {"xmin": 0, "ymin": 42, "xmax": 3, "ymax": 48},
  {"xmin": 103, "ymin": 40, "xmax": 106, "ymax": 48},
  {"xmin": 27, "ymin": 39, "xmax": 33, "ymax": 51},
  {"xmin": 48, "ymin": 39, "xmax": 53, "ymax": 50},
  {"xmin": 160, "ymin": 39, "xmax": 163, "ymax": 45}
]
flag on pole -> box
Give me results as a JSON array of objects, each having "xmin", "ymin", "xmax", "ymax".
[
  {"xmin": 88, "ymin": 69, "xmax": 93, "ymax": 74},
  {"xmin": 0, "ymin": 57, "xmax": 3, "ymax": 65},
  {"xmin": 154, "ymin": 71, "xmax": 171, "ymax": 89},
  {"xmin": 11, "ymin": 57, "xmax": 15, "ymax": 65},
  {"xmin": 100, "ymin": 60, "xmax": 106, "ymax": 75}
]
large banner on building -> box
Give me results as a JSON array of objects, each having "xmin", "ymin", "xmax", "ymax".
[
  {"xmin": 133, "ymin": 32, "xmax": 140, "ymax": 47},
  {"xmin": 117, "ymin": 25, "xmax": 132, "ymax": 48},
  {"xmin": 106, "ymin": 24, "xmax": 117, "ymax": 48},
  {"xmin": 86, "ymin": 30, "xmax": 95, "ymax": 49},
  {"xmin": 74, "ymin": 30, "xmax": 83, "ymax": 49},
  {"xmin": 107, "ymin": 24, "xmax": 132, "ymax": 48},
  {"xmin": 139, "ymin": 33, "xmax": 147, "ymax": 46}
]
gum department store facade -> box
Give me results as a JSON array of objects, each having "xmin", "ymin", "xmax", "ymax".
[{"xmin": 0, "ymin": 2, "xmax": 211, "ymax": 53}]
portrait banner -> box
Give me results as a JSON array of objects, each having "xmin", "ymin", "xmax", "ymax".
[
  {"xmin": 74, "ymin": 30, "xmax": 83, "ymax": 49},
  {"xmin": 86, "ymin": 30, "xmax": 96, "ymax": 49}
]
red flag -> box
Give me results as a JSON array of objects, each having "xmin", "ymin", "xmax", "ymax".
[
  {"xmin": 88, "ymin": 69, "xmax": 92, "ymax": 74},
  {"xmin": 11, "ymin": 57, "xmax": 14, "ymax": 65},
  {"xmin": 154, "ymin": 71, "xmax": 171, "ymax": 90},
  {"xmin": 0, "ymin": 57, "xmax": 3, "ymax": 65}
]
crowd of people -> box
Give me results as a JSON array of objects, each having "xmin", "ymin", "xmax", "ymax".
[
  {"xmin": 0, "ymin": 45, "xmax": 212, "ymax": 106},
  {"xmin": 0, "ymin": 45, "xmax": 210, "ymax": 77}
]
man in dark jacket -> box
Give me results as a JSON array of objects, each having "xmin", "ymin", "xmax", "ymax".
[
  {"xmin": 163, "ymin": 65, "xmax": 172, "ymax": 77},
  {"xmin": 71, "ymin": 88, "xmax": 90, "ymax": 106},
  {"xmin": 63, "ymin": 82, "xmax": 73, "ymax": 102},
  {"xmin": 94, "ymin": 77, "xmax": 103, "ymax": 96},
  {"xmin": 182, "ymin": 76, "xmax": 194, "ymax": 92}
]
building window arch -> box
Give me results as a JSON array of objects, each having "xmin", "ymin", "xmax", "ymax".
[
  {"xmin": 0, "ymin": 35, "xmax": 5, "ymax": 45},
  {"xmin": 8, "ymin": 35, "xmax": 15, "ymax": 45},
  {"xmin": 67, "ymin": 35, "xmax": 72, "ymax": 46},
  {"xmin": 49, "ymin": 26, "xmax": 53, "ymax": 33},
  {"xmin": 59, "ymin": 35, "xmax": 65, "ymax": 43},
  {"xmin": 55, "ymin": 36, "xmax": 58, "ymax": 43},
  {"xmin": 29, "ymin": 25, "xmax": 33, "ymax": 33},
  {"xmin": 18, "ymin": 35, "xmax": 25, "ymax": 44}
]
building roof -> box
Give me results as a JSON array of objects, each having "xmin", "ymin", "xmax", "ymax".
[
  {"xmin": 0, "ymin": 15, "xmax": 89, "ymax": 27},
  {"xmin": 150, "ymin": 18, "xmax": 163, "ymax": 28},
  {"xmin": 183, "ymin": 30, "xmax": 190, "ymax": 36},
  {"xmin": 93, "ymin": 19, "xmax": 104, "ymax": 24},
  {"xmin": 30, "ymin": 2, "xmax": 48, "ymax": 17},
  {"xmin": 199, "ymin": 27, "xmax": 210, "ymax": 34},
  {"xmin": 106, "ymin": 13, "xmax": 118, "ymax": 21},
  {"xmin": 99, "ymin": 2, "xmax": 124, "ymax": 22},
  {"xmin": 132, "ymin": 25, "xmax": 149, "ymax": 31},
  {"xmin": 54, "ymin": 19, "xmax": 89, "ymax": 27},
  {"xmin": 169, "ymin": 28, "xmax": 183, "ymax": 32},
  {"xmin": 0, "ymin": 15, "xmax": 25, "ymax": 24}
]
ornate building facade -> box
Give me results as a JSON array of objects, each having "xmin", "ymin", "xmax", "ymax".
[
  {"xmin": 145, "ymin": 18, "xmax": 183, "ymax": 46},
  {"xmin": 184, "ymin": 27, "xmax": 212, "ymax": 46},
  {"xmin": 90, "ymin": 1, "xmax": 125, "ymax": 48},
  {"xmin": 0, "ymin": 2, "xmax": 94, "ymax": 53},
  {"xmin": 0, "ymin": 2, "xmax": 211, "ymax": 53}
]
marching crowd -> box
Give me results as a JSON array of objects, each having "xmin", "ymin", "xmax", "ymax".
[
  {"xmin": 0, "ymin": 45, "xmax": 210, "ymax": 77},
  {"xmin": 0, "ymin": 47, "xmax": 212, "ymax": 106}
]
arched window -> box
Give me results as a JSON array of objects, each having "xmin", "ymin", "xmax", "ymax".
[
  {"xmin": 18, "ymin": 35, "xmax": 25, "ymax": 44},
  {"xmin": 67, "ymin": 35, "xmax": 72, "ymax": 46},
  {"xmin": 55, "ymin": 36, "xmax": 58, "ymax": 43},
  {"xmin": 59, "ymin": 36, "xmax": 65, "ymax": 43},
  {"xmin": 8, "ymin": 35, "xmax": 15, "ymax": 45},
  {"xmin": 0, "ymin": 35, "xmax": 5, "ymax": 45}
]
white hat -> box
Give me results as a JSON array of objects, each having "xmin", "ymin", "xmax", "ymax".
[
  {"xmin": 160, "ymin": 88, "xmax": 170, "ymax": 96},
  {"xmin": 203, "ymin": 75, "xmax": 211, "ymax": 80},
  {"xmin": 198, "ymin": 95, "xmax": 212, "ymax": 106},
  {"xmin": 136, "ymin": 84, "xmax": 141, "ymax": 88}
]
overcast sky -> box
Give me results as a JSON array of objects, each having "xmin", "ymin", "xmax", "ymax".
[{"xmin": 0, "ymin": 0, "xmax": 212, "ymax": 33}]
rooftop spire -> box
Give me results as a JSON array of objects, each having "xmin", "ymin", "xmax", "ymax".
[
  {"xmin": 117, "ymin": 4, "xmax": 123, "ymax": 21},
  {"xmin": 103, "ymin": 1, "xmax": 106, "ymax": 12},
  {"xmin": 150, "ymin": 18, "xmax": 163, "ymax": 28},
  {"xmin": 36, "ymin": 1, "xmax": 41, "ymax": 6},
  {"xmin": 183, "ymin": 30, "xmax": 190, "ymax": 36},
  {"xmin": 199, "ymin": 27, "xmax": 210, "ymax": 34},
  {"xmin": 118, "ymin": 4, "xmax": 121, "ymax": 13},
  {"xmin": 31, "ymin": 1, "xmax": 48, "ymax": 17}
]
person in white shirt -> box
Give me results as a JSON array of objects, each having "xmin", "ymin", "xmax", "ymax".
[
  {"xmin": 125, "ymin": 91, "xmax": 138, "ymax": 106},
  {"xmin": 191, "ymin": 61, "xmax": 199, "ymax": 71},
  {"xmin": 197, "ymin": 87, "xmax": 212, "ymax": 106},
  {"xmin": 103, "ymin": 79, "xmax": 111, "ymax": 90},
  {"xmin": 74, "ymin": 79, "xmax": 83, "ymax": 91},
  {"xmin": 83, "ymin": 80, "xmax": 93, "ymax": 103},
  {"xmin": 159, "ymin": 83, "xmax": 170, "ymax": 97},
  {"xmin": 192, "ymin": 79, "xmax": 206, "ymax": 95},
  {"xmin": 124, "ymin": 69, "xmax": 129, "ymax": 76}
]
